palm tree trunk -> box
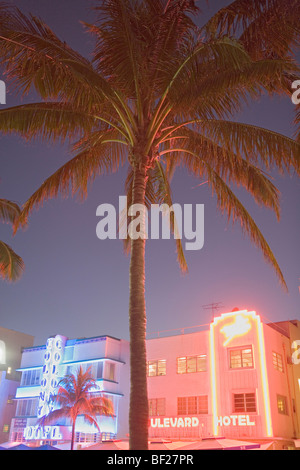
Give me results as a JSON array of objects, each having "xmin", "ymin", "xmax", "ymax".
[
  {"xmin": 71, "ymin": 419, "xmax": 76, "ymax": 450},
  {"xmin": 128, "ymin": 161, "xmax": 149, "ymax": 450}
]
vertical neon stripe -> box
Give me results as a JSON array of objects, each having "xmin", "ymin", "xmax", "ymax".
[
  {"xmin": 255, "ymin": 316, "xmax": 273, "ymax": 437},
  {"xmin": 209, "ymin": 322, "xmax": 218, "ymax": 436},
  {"xmin": 209, "ymin": 310, "xmax": 273, "ymax": 438}
]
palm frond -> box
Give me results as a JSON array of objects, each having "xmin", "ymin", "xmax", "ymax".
[
  {"xmin": 15, "ymin": 137, "xmax": 128, "ymax": 231},
  {"xmin": 159, "ymin": 126, "xmax": 281, "ymax": 219},
  {"xmin": 0, "ymin": 3, "xmax": 136, "ymax": 134},
  {"xmin": 122, "ymin": 163, "xmax": 188, "ymax": 273},
  {"xmin": 153, "ymin": 160, "xmax": 188, "ymax": 273},
  {"xmin": 0, "ymin": 198, "xmax": 21, "ymax": 224},
  {"xmin": 161, "ymin": 141, "xmax": 287, "ymax": 288},
  {"xmin": 203, "ymin": 0, "xmax": 300, "ymax": 60},
  {"xmin": 170, "ymin": 58, "xmax": 299, "ymax": 120},
  {"xmin": 0, "ymin": 239, "xmax": 24, "ymax": 281},
  {"xmin": 195, "ymin": 119, "xmax": 300, "ymax": 174},
  {"xmin": 0, "ymin": 103, "xmax": 98, "ymax": 142},
  {"xmin": 203, "ymin": 164, "xmax": 287, "ymax": 290}
]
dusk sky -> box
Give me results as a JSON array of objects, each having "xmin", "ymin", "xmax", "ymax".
[{"xmin": 0, "ymin": 0, "xmax": 299, "ymax": 347}]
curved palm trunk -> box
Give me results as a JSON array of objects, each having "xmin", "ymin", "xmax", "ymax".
[
  {"xmin": 71, "ymin": 417, "xmax": 76, "ymax": 450},
  {"xmin": 129, "ymin": 161, "xmax": 149, "ymax": 450}
]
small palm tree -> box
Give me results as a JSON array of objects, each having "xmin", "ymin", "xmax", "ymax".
[
  {"xmin": 0, "ymin": 198, "xmax": 24, "ymax": 281},
  {"xmin": 39, "ymin": 366, "xmax": 114, "ymax": 450}
]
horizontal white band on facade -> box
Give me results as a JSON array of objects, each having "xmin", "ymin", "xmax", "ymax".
[
  {"xmin": 14, "ymin": 383, "xmax": 124, "ymax": 399},
  {"xmin": 62, "ymin": 357, "xmax": 125, "ymax": 366},
  {"xmin": 16, "ymin": 356, "xmax": 125, "ymax": 372}
]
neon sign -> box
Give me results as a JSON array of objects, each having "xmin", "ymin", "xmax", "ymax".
[
  {"xmin": 23, "ymin": 425, "xmax": 69, "ymax": 441},
  {"xmin": 220, "ymin": 314, "xmax": 251, "ymax": 346},
  {"xmin": 215, "ymin": 415, "xmax": 255, "ymax": 427},
  {"xmin": 150, "ymin": 417, "xmax": 199, "ymax": 428},
  {"xmin": 210, "ymin": 310, "xmax": 273, "ymax": 438},
  {"xmin": 37, "ymin": 335, "xmax": 67, "ymax": 419}
]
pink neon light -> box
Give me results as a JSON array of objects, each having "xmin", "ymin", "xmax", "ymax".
[
  {"xmin": 220, "ymin": 314, "xmax": 251, "ymax": 346},
  {"xmin": 209, "ymin": 310, "xmax": 273, "ymax": 438}
]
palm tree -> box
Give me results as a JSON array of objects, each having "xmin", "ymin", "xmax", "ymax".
[
  {"xmin": 39, "ymin": 366, "xmax": 114, "ymax": 450},
  {"xmin": 0, "ymin": 198, "xmax": 24, "ymax": 281},
  {"xmin": 0, "ymin": 0, "xmax": 299, "ymax": 449}
]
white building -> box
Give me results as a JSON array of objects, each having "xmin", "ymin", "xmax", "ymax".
[{"xmin": 10, "ymin": 334, "xmax": 130, "ymax": 448}]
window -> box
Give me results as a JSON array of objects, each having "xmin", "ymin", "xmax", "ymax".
[
  {"xmin": 177, "ymin": 396, "xmax": 208, "ymax": 415},
  {"xmin": 149, "ymin": 398, "xmax": 166, "ymax": 416},
  {"xmin": 229, "ymin": 347, "xmax": 253, "ymax": 369},
  {"xmin": 273, "ymin": 352, "xmax": 284, "ymax": 372},
  {"xmin": 107, "ymin": 363, "xmax": 115, "ymax": 381},
  {"xmin": 97, "ymin": 362, "xmax": 103, "ymax": 379},
  {"xmin": 177, "ymin": 355, "xmax": 207, "ymax": 374},
  {"xmin": 21, "ymin": 369, "xmax": 41, "ymax": 386},
  {"xmin": 2, "ymin": 425, "xmax": 9, "ymax": 434},
  {"xmin": 147, "ymin": 360, "xmax": 166, "ymax": 377},
  {"xmin": 75, "ymin": 432, "xmax": 101, "ymax": 444},
  {"xmin": 233, "ymin": 393, "xmax": 256, "ymax": 413},
  {"xmin": 7, "ymin": 395, "xmax": 14, "ymax": 405},
  {"xmin": 277, "ymin": 395, "xmax": 288, "ymax": 415},
  {"xmin": 16, "ymin": 399, "xmax": 38, "ymax": 417}
]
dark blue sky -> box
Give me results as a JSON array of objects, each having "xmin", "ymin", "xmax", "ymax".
[{"xmin": 0, "ymin": 0, "xmax": 299, "ymax": 346}]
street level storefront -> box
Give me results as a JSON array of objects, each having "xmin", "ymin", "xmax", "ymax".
[{"xmin": 147, "ymin": 310, "xmax": 300, "ymax": 444}]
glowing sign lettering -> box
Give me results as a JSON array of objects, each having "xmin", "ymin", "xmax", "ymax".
[
  {"xmin": 292, "ymin": 340, "xmax": 300, "ymax": 365},
  {"xmin": 0, "ymin": 340, "xmax": 6, "ymax": 364},
  {"xmin": 37, "ymin": 335, "xmax": 66, "ymax": 419},
  {"xmin": 215, "ymin": 415, "xmax": 255, "ymax": 427},
  {"xmin": 24, "ymin": 425, "xmax": 63, "ymax": 440},
  {"xmin": 220, "ymin": 314, "xmax": 251, "ymax": 346},
  {"xmin": 150, "ymin": 417, "xmax": 199, "ymax": 428}
]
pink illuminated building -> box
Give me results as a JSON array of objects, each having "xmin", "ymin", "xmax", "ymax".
[{"xmin": 147, "ymin": 310, "xmax": 300, "ymax": 444}]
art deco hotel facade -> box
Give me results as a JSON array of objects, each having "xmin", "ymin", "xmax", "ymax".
[{"xmin": 2, "ymin": 309, "xmax": 300, "ymax": 448}]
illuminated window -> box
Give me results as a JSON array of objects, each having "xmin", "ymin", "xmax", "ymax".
[
  {"xmin": 2, "ymin": 425, "xmax": 9, "ymax": 433},
  {"xmin": 177, "ymin": 355, "xmax": 206, "ymax": 374},
  {"xmin": 277, "ymin": 395, "xmax": 288, "ymax": 415},
  {"xmin": 147, "ymin": 360, "xmax": 166, "ymax": 377},
  {"xmin": 21, "ymin": 368, "xmax": 41, "ymax": 386},
  {"xmin": 233, "ymin": 393, "xmax": 256, "ymax": 413},
  {"xmin": 272, "ymin": 352, "xmax": 284, "ymax": 372},
  {"xmin": 229, "ymin": 347, "xmax": 253, "ymax": 369},
  {"xmin": 177, "ymin": 396, "xmax": 208, "ymax": 415},
  {"xmin": 107, "ymin": 363, "xmax": 115, "ymax": 381},
  {"xmin": 149, "ymin": 398, "xmax": 166, "ymax": 416},
  {"xmin": 7, "ymin": 395, "xmax": 14, "ymax": 405}
]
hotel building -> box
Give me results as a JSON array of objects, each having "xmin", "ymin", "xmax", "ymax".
[
  {"xmin": 147, "ymin": 310, "xmax": 300, "ymax": 445},
  {"xmin": 6, "ymin": 309, "xmax": 300, "ymax": 448},
  {"xmin": 9, "ymin": 334, "xmax": 130, "ymax": 447}
]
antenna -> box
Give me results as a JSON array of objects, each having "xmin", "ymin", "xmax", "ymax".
[{"xmin": 202, "ymin": 302, "xmax": 224, "ymax": 322}]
